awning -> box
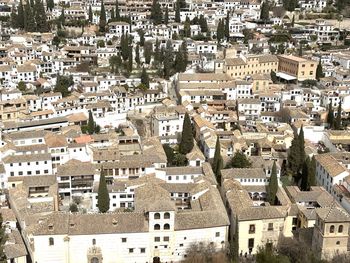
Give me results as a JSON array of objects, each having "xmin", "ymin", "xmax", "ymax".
[{"xmin": 276, "ymin": 72, "xmax": 297, "ymax": 81}]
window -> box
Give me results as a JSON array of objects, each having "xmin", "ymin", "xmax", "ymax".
[
  {"xmin": 154, "ymin": 224, "xmax": 160, "ymax": 230},
  {"xmin": 216, "ymin": 232, "xmax": 220, "ymax": 237},
  {"xmin": 164, "ymin": 236, "xmax": 169, "ymax": 241},
  {"xmin": 154, "ymin": 237, "xmax": 160, "ymax": 242},
  {"xmin": 249, "ymin": 224, "xmax": 256, "ymax": 234},
  {"xmin": 164, "ymin": 212, "xmax": 170, "ymax": 219},
  {"xmin": 49, "ymin": 237, "xmax": 54, "ymax": 246},
  {"xmin": 338, "ymin": 225, "xmax": 343, "ymax": 233},
  {"xmin": 336, "ymin": 241, "xmax": 340, "ymax": 245},
  {"xmin": 330, "ymin": 225, "xmax": 335, "ymax": 233},
  {"xmin": 268, "ymin": 223, "xmax": 273, "ymax": 231},
  {"xmin": 154, "ymin": 213, "xmax": 160, "ymax": 219},
  {"xmin": 140, "ymin": 248, "xmax": 146, "ymax": 253},
  {"xmin": 128, "ymin": 248, "xmax": 134, "ymax": 253},
  {"xmin": 164, "ymin": 223, "xmax": 170, "ymax": 230},
  {"xmin": 92, "ymin": 239, "xmax": 96, "ymax": 245},
  {"xmin": 122, "ymin": 238, "xmax": 127, "ymax": 243}
]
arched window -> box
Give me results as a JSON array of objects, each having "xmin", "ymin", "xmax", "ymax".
[
  {"xmin": 154, "ymin": 213, "xmax": 160, "ymax": 219},
  {"xmin": 164, "ymin": 223, "xmax": 170, "ymax": 230},
  {"xmin": 164, "ymin": 212, "xmax": 170, "ymax": 219},
  {"xmin": 330, "ymin": 225, "xmax": 335, "ymax": 233},
  {"xmin": 49, "ymin": 237, "xmax": 54, "ymax": 246},
  {"xmin": 92, "ymin": 238, "xmax": 96, "ymax": 245},
  {"xmin": 338, "ymin": 225, "xmax": 343, "ymax": 233},
  {"xmin": 91, "ymin": 257, "xmax": 99, "ymax": 263},
  {"xmin": 154, "ymin": 224, "xmax": 160, "ymax": 230}
]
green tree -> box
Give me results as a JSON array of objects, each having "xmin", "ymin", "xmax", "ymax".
[
  {"xmin": 138, "ymin": 29, "xmax": 145, "ymax": 46},
  {"xmin": 99, "ymin": 0, "xmax": 107, "ymax": 32},
  {"xmin": 228, "ymin": 151, "xmax": 251, "ymax": 168},
  {"xmin": 127, "ymin": 45, "xmax": 133, "ymax": 73},
  {"xmin": 115, "ymin": 0, "xmax": 120, "ymax": 20},
  {"xmin": 54, "ymin": 75, "xmax": 73, "ymax": 97},
  {"xmin": 69, "ymin": 203, "xmax": 78, "ymax": 212},
  {"xmin": 256, "ymin": 244, "xmax": 290, "ymax": 263},
  {"xmin": 212, "ymin": 137, "xmax": 223, "ymax": 185},
  {"xmin": 144, "ymin": 41, "xmax": 152, "ymax": 64},
  {"xmin": 140, "ymin": 67, "xmax": 149, "ymax": 88},
  {"xmin": 135, "ymin": 44, "xmax": 140, "ymax": 66},
  {"xmin": 298, "ymin": 125, "xmax": 305, "ymax": 166},
  {"xmin": 327, "ymin": 102, "xmax": 334, "ymax": 129},
  {"xmin": 97, "ymin": 39, "xmax": 105, "ymax": 48},
  {"xmin": 283, "ymin": 0, "xmax": 298, "ymax": 12},
  {"xmin": 163, "ymin": 144, "xmax": 175, "ymax": 165},
  {"xmin": 230, "ymin": 216, "xmax": 239, "ymax": 263},
  {"xmin": 298, "ymin": 44, "xmax": 303, "ymax": 56},
  {"xmin": 225, "ymin": 12, "xmax": 230, "ymax": 39},
  {"xmin": 58, "ymin": 8, "xmax": 65, "ymax": 28},
  {"xmin": 335, "ymin": 101, "xmax": 342, "ymax": 130},
  {"xmin": 150, "ymin": 0, "xmax": 162, "ymax": 25},
  {"xmin": 216, "ymin": 19, "xmax": 225, "ymax": 42},
  {"xmin": 97, "ymin": 169, "xmax": 110, "ymax": 213},
  {"xmin": 25, "ymin": 2, "xmax": 36, "ymax": 32},
  {"xmin": 17, "ymin": 81, "xmax": 26, "ymax": 92},
  {"xmin": 288, "ymin": 134, "xmax": 301, "ymax": 176},
  {"xmin": 300, "ymin": 157, "xmax": 310, "ymax": 191},
  {"xmin": 260, "ymin": 1, "xmax": 270, "ymax": 22},
  {"xmin": 183, "ymin": 16, "xmax": 191, "ymax": 37},
  {"xmin": 88, "ymin": 5, "xmax": 93, "ymax": 23},
  {"xmin": 267, "ymin": 161, "xmax": 278, "ymax": 204},
  {"xmin": 87, "ymin": 110, "xmax": 95, "ymax": 134},
  {"xmin": 120, "ymin": 33, "xmax": 130, "ymax": 61},
  {"xmin": 11, "ymin": 5, "xmax": 18, "ymax": 28},
  {"xmin": 35, "ymin": 0, "xmax": 49, "ymax": 32},
  {"xmin": 164, "ymin": 6, "xmax": 169, "ymax": 24},
  {"xmin": 316, "ymin": 60, "xmax": 324, "ymax": 80},
  {"xmin": 291, "ymin": 14, "xmax": 295, "ymax": 27},
  {"xmin": 173, "ymin": 153, "xmax": 188, "ymax": 166},
  {"xmin": 17, "ymin": 0, "xmax": 25, "ymax": 29},
  {"xmin": 199, "ymin": 14, "xmax": 208, "ymax": 33},
  {"xmin": 179, "ymin": 112, "xmax": 194, "ymax": 154},
  {"xmin": 175, "ymin": 0, "xmax": 180, "ymax": 23},
  {"xmin": 46, "ymin": 0, "xmax": 54, "ymax": 10},
  {"xmin": 271, "ymin": 70, "xmax": 278, "ymax": 83},
  {"xmin": 163, "ymin": 39, "xmax": 174, "ymax": 78},
  {"xmin": 308, "ymin": 156, "xmax": 316, "ymax": 188},
  {"xmin": 0, "ymin": 213, "xmax": 7, "ymax": 262}
]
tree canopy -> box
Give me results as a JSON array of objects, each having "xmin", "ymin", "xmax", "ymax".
[
  {"xmin": 179, "ymin": 113, "xmax": 194, "ymax": 155},
  {"xmin": 97, "ymin": 169, "xmax": 110, "ymax": 213}
]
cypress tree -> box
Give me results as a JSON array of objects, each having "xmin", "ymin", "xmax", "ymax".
[
  {"xmin": 138, "ymin": 29, "xmax": 145, "ymax": 46},
  {"xmin": 154, "ymin": 38, "xmax": 161, "ymax": 65},
  {"xmin": 335, "ymin": 101, "xmax": 342, "ymax": 130},
  {"xmin": 163, "ymin": 39, "xmax": 174, "ymax": 78},
  {"xmin": 150, "ymin": 0, "xmax": 162, "ymax": 25},
  {"xmin": 144, "ymin": 41, "xmax": 152, "ymax": 64},
  {"xmin": 298, "ymin": 44, "xmax": 303, "ymax": 57},
  {"xmin": 225, "ymin": 12, "xmax": 230, "ymax": 39},
  {"xmin": 135, "ymin": 44, "xmax": 140, "ymax": 66},
  {"xmin": 175, "ymin": 0, "xmax": 180, "ymax": 23},
  {"xmin": 212, "ymin": 137, "xmax": 223, "ymax": 185},
  {"xmin": 183, "ymin": 16, "xmax": 191, "ymax": 37},
  {"xmin": 327, "ymin": 102, "xmax": 334, "ymax": 129},
  {"xmin": 260, "ymin": 1, "xmax": 270, "ymax": 22},
  {"xmin": 11, "ymin": 6, "xmax": 18, "ymax": 28},
  {"xmin": 89, "ymin": 5, "xmax": 93, "ymax": 23},
  {"xmin": 18, "ymin": 0, "xmax": 25, "ymax": 29},
  {"xmin": 291, "ymin": 14, "xmax": 295, "ymax": 27},
  {"xmin": 308, "ymin": 156, "xmax": 316, "ymax": 188},
  {"xmin": 25, "ymin": 3, "xmax": 36, "ymax": 32},
  {"xmin": 0, "ymin": 213, "xmax": 7, "ymax": 262},
  {"xmin": 164, "ymin": 6, "xmax": 169, "ymax": 24},
  {"xmin": 47, "ymin": 0, "xmax": 54, "ymax": 11},
  {"xmin": 87, "ymin": 110, "xmax": 95, "ymax": 134},
  {"xmin": 298, "ymin": 125, "xmax": 305, "ymax": 167},
  {"xmin": 199, "ymin": 14, "xmax": 208, "ymax": 33},
  {"xmin": 217, "ymin": 19, "xmax": 224, "ymax": 42},
  {"xmin": 99, "ymin": 0, "xmax": 106, "ymax": 32},
  {"xmin": 115, "ymin": 0, "xmax": 120, "ymax": 20},
  {"xmin": 179, "ymin": 112, "xmax": 194, "ymax": 154},
  {"xmin": 141, "ymin": 67, "xmax": 149, "ymax": 88},
  {"xmin": 287, "ymin": 134, "xmax": 300, "ymax": 176},
  {"xmin": 97, "ymin": 168, "xmax": 110, "ymax": 213},
  {"xmin": 35, "ymin": 0, "xmax": 49, "ymax": 32},
  {"xmin": 111, "ymin": 7, "xmax": 115, "ymax": 20},
  {"xmin": 127, "ymin": 45, "xmax": 133, "ymax": 73},
  {"xmin": 267, "ymin": 161, "xmax": 278, "ymax": 204},
  {"xmin": 316, "ymin": 60, "xmax": 324, "ymax": 80},
  {"xmin": 59, "ymin": 8, "xmax": 65, "ymax": 28},
  {"xmin": 300, "ymin": 157, "xmax": 310, "ymax": 191},
  {"xmin": 120, "ymin": 33, "xmax": 129, "ymax": 61}
]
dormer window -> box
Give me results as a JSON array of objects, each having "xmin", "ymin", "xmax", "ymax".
[{"xmin": 48, "ymin": 224, "xmax": 53, "ymax": 230}]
